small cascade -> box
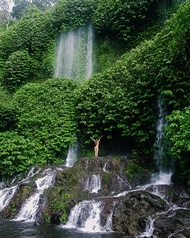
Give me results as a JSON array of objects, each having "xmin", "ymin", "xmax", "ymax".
[
  {"xmin": 0, "ymin": 166, "xmax": 41, "ymax": 212},
  {"xmin": 63, "ymin": 200, "xmax": 112, "ymax": 232},
  {"xmin": 116, "ymin": 175, "xmax": 132, "ymax": 190},
  {"xmin": 0, "ymin": 186, "xmax": 17, "ymax": 212},
  {"xmin": 103, "ymin": 160, "xmax": 109, "ymax": 172},
  {"xmin": 65, "ymin": 143, "xmax": 78, "ymax": 167},
  {"xmin": 137, "ymin": 217, "xmax": 155, "ymax": 238},
  {"xmin": 54, "ymin": 22, "xmax": 94, "ymax": 80},
  {"xmin": 14, "ymin": 170, "xmax": 55, "ymax": 222},
  {"xmin": 84, "ymin": 174, "xmax": 101, "ymax": 193}
]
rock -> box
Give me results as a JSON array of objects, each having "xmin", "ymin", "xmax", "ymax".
[
  {"xmin": 0, "ymin": 182, "xmax": 6, "ymax": 189},
  {"xmin": 112, "ymin": 191, "xmax": 167, "ymax": 235},
  {"xmin": 21, "ymin": 228, "xmax": 37, "ymax": 236}
]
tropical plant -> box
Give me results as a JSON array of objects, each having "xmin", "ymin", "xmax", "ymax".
[
  {"xmin": 2, "ymin": 50, "xmax": 33, "ymax": 92},
  {"xmin": 165, "ymin": 108, "xmax": 190, "ymax": 185}
]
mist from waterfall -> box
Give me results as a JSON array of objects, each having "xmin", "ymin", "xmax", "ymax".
[{"xmin": 54, "ymin": 22, "xmax": 94, "ymax": 80}]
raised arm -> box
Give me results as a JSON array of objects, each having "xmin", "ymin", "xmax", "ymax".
[{"xmin": 90, "ymin": 137, "xmax": 95, "ymax": 142}]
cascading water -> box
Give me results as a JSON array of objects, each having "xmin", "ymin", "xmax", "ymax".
[
  {"xmin": 0, "ymin": 186, "xmax": 17, "ymax": 212},
  {"xmin": 14, "ymin": 169, "xmax": 55, "ymax": 222},
  {"xmin": 54, "ymin": 22, "xmax": 94, "ymax": 80},
  {"xmin": 137, "ymin": 217, "xmax": 155, "ymax": 238},
  {"xmin": 153, "ymin": 96, "xmax": 172, "ymax": 185},
  {"xmin": 0, "ymin": 166, "xmax": 41, "ymax": 212},
  {"xmin": 65, "ymin": 143, "xmax": 78, "ymax": 168},
  {"xmin": 85, "ymin": 23, "xmax": 94, "ymax": 79},
  {"xmin": 84, "ymin": 174, "xmax": 101, "ymax": 193},
  {"xmin": 63, "ymin": 200, "xmax": 113, "ymax": 233}
]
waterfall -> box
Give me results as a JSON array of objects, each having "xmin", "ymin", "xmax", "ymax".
[
  {"xmin": 137, "ymin": 217, "xmax": 155, "ymax": 238},
  {"xmin": 84, "ymin": 174, "xmax": 101, "ymax": 193},
  {"xmin": 14, "ymin": 170, "xmax": 55, "ymax": 222},
  {"xmin": 0, "ymin": 166, "xmax": 42, "ymax": 212},
  {"xmin": 0, "ymin": 186, "xmax": 17, "ymax": 212},
  {"xmin": 65, "ymin": 143, "xmax": 78, "ymax": 168},
  {"xmin": 85, "ymin": 23, "xmax": 93, "ymax": 79},
  {"xmin": 103, "ymin": 160, "xmax": 109, "ymax": 172},
  {"xmin": 63, "ymin": 200, "xmax": 112, "ymax": 232},
  {"xmin": 153, "ymin": 97, "xmax": 172, "ymax": 184},
  {"xmin": 54, "ymin": 22, "xmax": 94, "ymax": 80}
]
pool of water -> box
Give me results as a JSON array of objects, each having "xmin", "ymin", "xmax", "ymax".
[{"xmin": 0, "ymin": 220, "xmax": 125, "ymax": 238}]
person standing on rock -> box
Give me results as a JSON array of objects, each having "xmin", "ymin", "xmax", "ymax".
[{"xmin": 90, "ymin": 135, "xmax": 103, "ymax": 157}]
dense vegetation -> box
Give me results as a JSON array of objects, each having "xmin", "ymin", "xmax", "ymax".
[{"xmin": 0, "ymin": 0, "xmax": 190, "ymax": 185}]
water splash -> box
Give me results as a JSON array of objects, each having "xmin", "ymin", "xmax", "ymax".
[{"xmin": 151, "ymin": 172, "xmax": 172, "ymax": 185}]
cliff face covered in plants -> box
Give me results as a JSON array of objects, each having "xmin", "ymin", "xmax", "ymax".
[{"xmin": 0, "ymin": 0, "xmax": 190, "ymax": 185}]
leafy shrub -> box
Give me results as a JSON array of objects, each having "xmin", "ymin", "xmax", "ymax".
[
  {"xmin": 0, "ymin": 131, "xmax": 35, "ymax": 175},
  {"xmin": 165, "ymin": 108, "xmax": 190, "ymax": 185},
  {"xmin": 92, "ymin": 0, "xmax": 159, "ymax": 41},
  {"xmin": 2, "ymin": 50, "xmax": 33, "ymax": 92}
]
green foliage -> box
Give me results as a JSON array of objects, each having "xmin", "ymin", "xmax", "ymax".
[
  {"xmin": 0, "ymin": 5, "xmax": 56, "ymax": 82},
  {"xmin": 0, "ymin": 0, "xmax": 189, "ymax": 186},
  {"xmin": 60, "ymin": 210, "xmax": 67, "ymax": 224},
  {"xmin": 52, "ymin": 0, "xmax": 96, "ymax": 31},
  {"xmin": 45, "ymin": 188, "xmax": 72, "ymax": 224},
  {"xmin": 125, "ymin": 161, "xmax": 146, "ymax": 178},
  {"xmin": 13, "ymin": 78, "xmax": 78, "ymax": 162},
  {"xmin": 43, "ymin": 212, "xmax": 50, "ymax": 223},
  {"xmin": 76, "ymin": 0, "xmax": 190, "ymax": 170},
  {"xmin": 165, "ymin": 108, "xmax": 190, "ymax": 185},
  {"xmin": 0, "ymin": 86, "xmax": 17, "ymax": 131},
  {"xmin": 2, "ymin": 50, "xmax": 33, "ymax": 92},
  {"xmin": 0, "ymin": 78, "xmax": 78, "ymax": 176},
  {"xmin": 0, "ymin": 131, "xmax": 36, "ymax": 176},
  {"xmin": 92, "ymin": 0, "xmax": 159, "ymax": 42}
]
